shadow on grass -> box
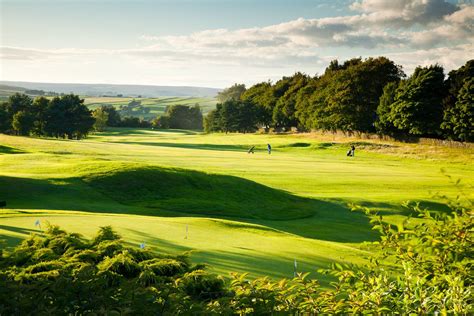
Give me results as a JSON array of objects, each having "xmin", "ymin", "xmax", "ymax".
[
  {"xmin": 0, "ymin": 167, "xmax": 380, "ymax": 243},
  {"xmin": 0, "ymin": 145, "xmax": 26, "ymax": 154},
  {"xmin": 96, "ymin": 128, "xmax": 200, "ymax": 137},
  {"xmin": 0, "ymin": 225, "xmax": 42, "ymax": 247},
  {"xmin": 114, "ymin": 141, "xmax": 248, "ymax": 152},
  {"xmin": 119, "ymin": 228, "xmax": 342, "ymax": 283}
]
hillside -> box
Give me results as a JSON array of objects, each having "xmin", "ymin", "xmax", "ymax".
[{"xmin": 0, "ymin": 81, "xmax": 221, "ymax": 97}]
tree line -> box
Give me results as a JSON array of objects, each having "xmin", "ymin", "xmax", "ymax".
[
  {"xmin": 0, "ymin": 193, "xmax": 470, "ymax": 314},
  {"xmin": 206, "ymin": 58, "xmax": 473, "ymax": 142},
  {"xmin": 0, "ymin": 94, "xmax": 205, "ymax": 137},
  {"xmin": 0, "ymin": 94, "xmax": 95, "ymax": 139}
]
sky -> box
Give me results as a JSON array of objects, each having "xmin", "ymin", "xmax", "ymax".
[{"xmin": 0, "ymin": 0, "xmax": 473, "ymax": 88}]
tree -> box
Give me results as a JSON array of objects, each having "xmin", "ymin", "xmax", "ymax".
[
  {"xmin": 375, "ymin": 81, "xmax": 400, "ymax": 135},
  {"xmin": 43, "ymin": 94, "xmax": 94, "ymax": 139},
  {"xmin": 31, "ymin": 96, "xmax": 49, "ymax": 135},
  {"xmin": 241, "ymin": 81, "xmax": 274, "ymax": 128},
  {"xmin": 216, "ymin": 83, "xmax": 246, "ymax": 103},
  {"xmin": 151, "ymin": 115, "xmax": 170, "ymax": 129},
  {"xmin": 441, "ymin": 77, "xmax": 473, "ymax": 141},
  {"xmin": 156, "ymin": 104, "xmax": 203, "ymax": 130},
  {"xmin": 101, "ymin": 105, "xmax": 122, "ymax": 127},
  {"xmin": 272, "ymin": 73, "xmax": 310, "ymax": 129},
  {"xmin": 93, "ymin": 107, "xmax": 109, "ymax": 132},
  {"xmin": 294, "ymin": 57, "xmax": 404, "ymax": 132},
  {"xmin": 203, "ymin": 109, "xmax": 222, "ymax": 133},
  {"xmin": 0, "ymin": 103, "xmax": 11, "ymax": 133},
  {"xmin": 6, "ymin": 93, "xmax": 32, "ymax": 114},
  {"xmin": 442, "ymin": 60, "xmax": 474, "ymax": 112},
  {"xmin": 12, "ymin": 111, "xmax": 35, "ymax": 135},
  {"xmin": 389, "ymin": 65, "xmax": 446, "ymax": 136},
  {"xmin": 204, "ymin": 100, "xmax": 258, "ymax": 133}
]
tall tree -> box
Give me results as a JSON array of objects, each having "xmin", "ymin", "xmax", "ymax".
[
  {"xmin": 375, "ymin": 81, "xmax": 400, "ymax": 135},
  {"xmin": 161, "ymin": 104, "xmax": 203, "ymax": 129},
  {"xmin": 296, "ymin": 57, "xmax": 404, "ymax": 132},
  {"xmin": 389, "ymin": 65, "xmax": 446, "ymax": 136},
  {"xmin": 0, "ymin": 103, "xmax": 11, "ymax": 133},
  {"xmin": 442, "ymin": 60, "xmax": 474, "ymax": 112},
  {"xmin": 441, "ymin": 77, "xmax": 473, "ymax": 141},
  {"xmin": 241, "ymin": 81, "xmax": 274, "ymax": 128},
  {"xmin": 272, "ymin": 72, "xmax": 310, "ymax": 129},
  {"xmin": 12, "ymin": 111, "xmax": 35, "ymax": 135},
  {"xmin": 31, "ymin": 96, "xmax": 49, "ymax": 135},
  {"xmin": 203, "ymin": 109, "xmax": 221, "ymax": 133},
  {"xmin": 44, "ymin": 94, "xmax": 94, "ymax": 139},
  {"xmin": 204, "ymin": 100, "xmax": 258, "ymax": 133}
]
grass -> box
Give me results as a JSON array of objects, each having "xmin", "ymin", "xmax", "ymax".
[{"xmin": 0, "ymin": 128, "xmax": 472, "ymax": 283}]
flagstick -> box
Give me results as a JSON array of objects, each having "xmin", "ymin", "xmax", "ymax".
[{"xmin": 294, "ymin": 259, "xmax": 297, "ymax": 277}]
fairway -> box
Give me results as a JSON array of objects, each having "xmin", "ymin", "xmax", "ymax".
[{"xmin": 1, "ymin": 129, "xmax": 473, "ymax": 282}]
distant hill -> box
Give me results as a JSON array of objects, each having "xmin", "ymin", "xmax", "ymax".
[{"xmin": 0, "ymin": 81, "xmax": 221, "ymax": 97}]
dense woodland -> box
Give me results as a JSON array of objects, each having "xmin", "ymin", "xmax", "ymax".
[
  {"xmin": 0, "ymin": 195, "xmax": 471, "ymax": 314},
  {"xmin": 207, "ymin": 58, "xmax": 473, "ymax": 141}
]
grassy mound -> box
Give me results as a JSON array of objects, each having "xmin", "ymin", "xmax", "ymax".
[{"xmin": 83, "ymin": 167, "xmax": 317, "ymax": 220}]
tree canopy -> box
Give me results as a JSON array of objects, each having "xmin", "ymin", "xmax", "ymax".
[
  {"xmin": 152, "ymin": 104, "xmax": 203, "ymax": 130},
  {"xmin": 216, "ymin": 83, "xmax": 246, "ymax": 103},
  {"xmin": 0, "ymin": 93, "xmax": 95, "ymax": 139}
]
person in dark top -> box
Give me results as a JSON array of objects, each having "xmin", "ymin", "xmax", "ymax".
[
  {"xmin": 351, "ymin": 145, "xmax": 355, "ymax": 157},
  {"xmin": 267, "ymin": 143, "xmax": 272, "ymax": 155}
]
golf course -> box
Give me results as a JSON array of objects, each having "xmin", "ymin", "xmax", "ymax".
[{"xmin": 1, "ymin": 129, "xmax": 472, "ymax": 283}]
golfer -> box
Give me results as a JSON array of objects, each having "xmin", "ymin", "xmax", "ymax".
[{"xmin": 267, "ymin": 143, "xmax": 272, "ymax": 155}]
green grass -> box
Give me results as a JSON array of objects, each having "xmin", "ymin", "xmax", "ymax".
[{"xmin": 0, "ymin": 129, "xmax": 472, "ymax": 283}]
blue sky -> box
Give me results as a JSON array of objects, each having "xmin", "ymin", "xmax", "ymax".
[{"xmin": 0, "ymin": 0, "xmax": 472, "ymax": 87}]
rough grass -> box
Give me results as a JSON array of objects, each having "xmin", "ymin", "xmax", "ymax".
[{"xmin": 0, "ymin": 128, "xmax": 472, "ymax": 281}]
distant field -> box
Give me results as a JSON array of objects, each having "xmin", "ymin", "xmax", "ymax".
[
  {"xmin": 0, "ymin": 85, "xmax": 217, "ymax": 119},
  {"xmin": 0, "ymin": 129, "xmax": 472, "ymax": 283},
  {"xmin": 84, "ymin": 96, "xmax": 217, "ymax": 120}
]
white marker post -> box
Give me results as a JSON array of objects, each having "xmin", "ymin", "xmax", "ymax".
[
  {"xmin": 185, "ymin": 224, "xmax": 188, "ymax": 239},
  {"xmin": 294, "ymin": 259, "xmax": 297, "ymax": 277}
]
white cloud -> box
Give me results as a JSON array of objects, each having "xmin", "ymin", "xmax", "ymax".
[
  {"xmin": 350, "ymin": 0, "xmax": 457, "ymax": 26},
  {"xmin": 1, "ymin": 0, "xmax": 473, "ymax": 86}
]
